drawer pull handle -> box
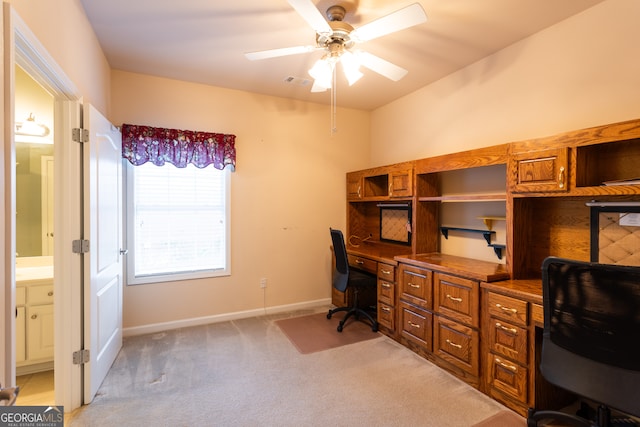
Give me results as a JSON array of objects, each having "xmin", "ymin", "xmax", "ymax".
[
  {"xmin": 408, "ymin": 283, "xmax": 420, "ymax": 289},
  {"xmin": 495, "ymin": 303, "xmax": 517, "ymax": 314},
  {"xmin": 495, "ymin": 358, "xmax": 518, "ymax": 372},
  {"xmin": 407, "ymin": 321, "xmax": 421, "ymax": 329},
  {"xmin": 558, "ymin": 166, "xmax": 565, "ymax": 189},
  {"xmin": 381, "ymin": 282, "xmax": 391, "ymax": 288},
  {"xmin": 381, "ymin": 269, "xmax": 392, "ymax": 275},
  {"xmin": 48, "ymin": 291, "xmax": 53, "ymax": 297},
  {"xmin": 31, "ymin": 314, "xmax": 37, "ymax": 320},
  {"xmin": 446, "ymin": 294, "xmax": 463, "ymax": 303},
  {"xmin": 446, "ymin": 339, "xmax": 462, "ymax": 349},
  {"xmin": 355, "ymin": 259, "xmax": 364, "ymax": 265},
  {"xmin": 495, "ymin": 322, "xmax": 517, "ymax": 334},
  {"xmin": 381, "ymin": 306, "xmax": 391, "ymax": 313}
]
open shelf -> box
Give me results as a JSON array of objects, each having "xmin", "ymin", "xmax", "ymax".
[{"xmin": 440, "ymin": 226, "xmax": 505, "ymax": 260}]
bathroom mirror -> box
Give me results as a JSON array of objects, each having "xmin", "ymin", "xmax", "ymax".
[{"xmin": 16, "ymin": 141, "xmax": 54, "ymax": 257}]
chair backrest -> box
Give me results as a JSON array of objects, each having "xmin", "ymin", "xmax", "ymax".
[
  {"xmin": 330, "ymin": 228, "xmax": 349, "ymax": 292},
  {"xmin": 540, "ymin": 256, "xmax": 640, "ymax": 416}
]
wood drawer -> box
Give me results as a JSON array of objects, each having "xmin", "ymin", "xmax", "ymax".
[
  {"xmin": 434, "ymin": 316, "xmax": 479, "ymax": 376},
  {"xmin": 348, "ymin": 254, "xmax": 377, "ymax": 275},
  {"xmin": 28, "ymin": 284, "xmax": 54, "ymax": 305},
  {"xmin": 487, "ymin": 292, "xmax": 528, "ymax": 327},
  {"xmin": 531, "ymin": 303, "xmax": 543, "ymax": 326},
  {"xmin": 487, "ymin": 354, "xmax": 528, "ymax": 402},
  {"xmin": 399, "ymin": 302, "xmax": 433, "ymax": 351},
  {"xmin": 377, "ymin": 302, "xmax": 395, "ymax": 331},
  {"xmin": 377, "ymin": 263, "xmax": 395, "ymax": 281},
  {"xmin": 399, "ymin": 265, "xmax": 433, "ymax": 310},
  {"xmin": 434, "ymin": 273, "xmax": 479, "ymax": 327},
  {"xmin": 488, "ymin": 317, "xmax": 528, "ymax": 366},
  {"xmin": 378, "ymin": 279, "xmax": 395, "ymax": 306}
]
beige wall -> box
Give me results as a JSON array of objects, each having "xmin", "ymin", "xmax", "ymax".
[
  {"xmin": 110, "ymin": 71, "xmax": 370, "ymax": 330},
  {"xmin": 371, "ymin": 0, "xmax": 640, "ymax": 165},
  {"xmin": 9, "ymin": 0, "xmax": 111, "ymax": 115}
]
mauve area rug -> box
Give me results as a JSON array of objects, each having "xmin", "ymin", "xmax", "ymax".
[{"xmin": 275, "ymin": 311, "xmax": 380, "ymax": 354}]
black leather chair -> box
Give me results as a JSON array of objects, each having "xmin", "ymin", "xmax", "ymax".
[
  {"xmin": 327, "ymin": 228, "xmax": 378, "ymax": 333},
  {"xmin": 527, "ymin": 257, "xmax": 640, "ymax": 427}
]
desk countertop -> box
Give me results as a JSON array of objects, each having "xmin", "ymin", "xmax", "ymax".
[
  {"xmin": 481, "ymin": 279, "xmax": 543, "ymax": 304},
  {"xmin": 394, "ymin": 252, "xmax": 510, "ymax": 283}
]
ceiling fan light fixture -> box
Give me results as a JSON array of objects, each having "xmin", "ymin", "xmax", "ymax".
[
  {"xmin": 308, "ymin": 58, "xmax": 333, "ymax": 90},
  {"xmin": 340, "ymin": 51, "xmax": 363, "ymax": 86}
]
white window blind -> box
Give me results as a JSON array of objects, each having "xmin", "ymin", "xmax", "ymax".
[{"xmin": 126, "ymin": 162, "xmax": 230, "ymax": 284}]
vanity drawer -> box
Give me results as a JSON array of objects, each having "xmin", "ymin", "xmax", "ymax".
[
  {"xmin": 16, "ymin": 287, "xmax": 26, "ymax": 306},
  {"xmin": 29, "ymin": 284, "xmax": 54, "ymax": 305},
  {"xmin": 377, "ymin": 263, "xmax": 395, "ymax": 280},
  {"xmin": 434, "ymin": 273, "xmax": 479, "ymax": 327},
  {"xmin": 487, "ymin": 292, "xmax": 528, "ymax": 326},
  {"xmin": 347, "ymin": 254, "xmax": 377, "ymax": 275},
  {"xmin": 399, "ymin": 302, "xmax": 432, "ymax": 350},
  {"xmin": 487, "ymin": 354, "xmax": 528, "ymax": 402},
  {"xmin": 378, "ymin": 279, "xmax": 395, "ymax": 305},
  {"xmin": 434, "ymin": 316, "xmax": 479, "ymax": 376},
  {"xmin": 377, "ymin": 302, "xmax": 395, "ymax": 330},
  {"xmin": 488, "ymin": 318, "xmax": 528, "ymax": 366}
]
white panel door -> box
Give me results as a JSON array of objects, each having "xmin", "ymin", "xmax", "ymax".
[{"xmin": 83, "ymin": 104, "xmax": 123, "ymax": 403}]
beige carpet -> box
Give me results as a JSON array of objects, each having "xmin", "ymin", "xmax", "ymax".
[
  {"xmin": 67, "ymin": 308, "xmax": 514, "ymax": 426},
  {"xmin": 471, "ymin": 409, "xmax": 526, "ymax": 427},
  {"xmin": 275, "ymin": 311, "xmax": 379, "ymax": 354}
]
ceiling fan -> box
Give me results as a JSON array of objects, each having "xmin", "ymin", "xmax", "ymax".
[{"xmin": 245, "ymin": 1, "xmax": 427, "ymax": 92}]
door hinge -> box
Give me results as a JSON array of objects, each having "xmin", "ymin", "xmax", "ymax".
[
  {"xmin": 72, "ymin": 349, "xmax": 90, "ymax": 365},
  {"xmin": 72, "ymin": 128, "xmax": 89, "ymax": 143},
  {"xmin": 72, "ymin": 239, "xmax": 90, "ymax": 254}
]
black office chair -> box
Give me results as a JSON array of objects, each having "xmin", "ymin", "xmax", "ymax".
[
  {"xmin": 527, "ymin": 257, "xmax": 640, "ymax": 427},
  {"xmin": 326, "ymin": 228, "xmax": 378, "ymax": 333}
]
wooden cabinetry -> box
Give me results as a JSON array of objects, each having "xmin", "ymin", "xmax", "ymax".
[
  {"xmin": 376, "ymin": 262, "xmax": 396, "ymax": 334},
  {"xmin": 16, "ymin": 280, "xmax": 54, "ymax": 374},
  {"xmin": 341, "ymin": 116, "xmax": 640, "ymax": 415},
  {"xmin": 395, "ymin": 254, "xmax": 508, "ymax": 386},
  {"xmin": 509, "ymin": 148, "xmax": 568, "ymax": 193}
]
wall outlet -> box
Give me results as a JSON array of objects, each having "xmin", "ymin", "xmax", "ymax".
[{"xmin": 260, "ymin": 278, "xmax": 267, "ymax": 288}]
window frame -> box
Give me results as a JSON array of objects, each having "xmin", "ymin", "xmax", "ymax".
[{"xmin": 123, "ymin": 160, "xmax": 231, "ymax": 285}]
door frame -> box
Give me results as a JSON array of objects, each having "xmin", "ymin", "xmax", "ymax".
[{"xmin": 2, "ymin": 4, "xmax": 84, "ymax": 411}]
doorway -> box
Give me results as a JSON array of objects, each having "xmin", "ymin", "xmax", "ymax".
[{"xmin": 14, "ymin": 64, "xmax": 55, "ymax": 405}]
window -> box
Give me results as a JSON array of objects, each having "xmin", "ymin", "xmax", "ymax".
[{"xmin": 125, "ymin": 162, "xmax": 230, "ymax": 285}]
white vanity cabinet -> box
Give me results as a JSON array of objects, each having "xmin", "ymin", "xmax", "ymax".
[{"xmin": 16, "ymin": 265, "xmax": 54, "ymax": 374}]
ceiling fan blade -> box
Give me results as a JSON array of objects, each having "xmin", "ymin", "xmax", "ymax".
[
  {"xmin": 245, "ymin": 45, "xmax": 317, "ymax": 61},
  {"xmin": 356, "ymin": 51, "xmax": 408, "ymax": 81},
  {"xmin": 352, "ymin": 3, "xmax": 427, "ymax": 42},
  {"xmin": 287, "ymin": 0, "xmax": 332, "ymax": 35}
]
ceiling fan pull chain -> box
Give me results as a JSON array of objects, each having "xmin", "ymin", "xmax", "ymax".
[{"xmin": 331, "ymin": 68, "xmax": 337, "ymax": 134}]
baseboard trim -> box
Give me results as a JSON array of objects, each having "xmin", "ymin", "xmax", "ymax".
[{"xmin": 123, "ymin": 298, "xmax": 331, "ymax": 337}]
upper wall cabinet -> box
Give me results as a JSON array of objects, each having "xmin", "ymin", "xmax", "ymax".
[
  {"xmin": 509, "ymin": 148, "xmax": 569, "ymax": 193},
  {"xmin": 347, "ymin": 163, "xmax": 414, "ymax": 201}
]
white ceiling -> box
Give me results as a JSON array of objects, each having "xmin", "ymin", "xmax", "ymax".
[{"xmin": 80, "ymin": 0, "xmax": 604, "ymax": 111}]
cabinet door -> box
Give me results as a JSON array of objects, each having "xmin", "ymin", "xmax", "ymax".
[
  {"xmin": 510, "ymin": 148, "xmax": 568, "ymax": 193},
  {"xmin": 389, "ymin": 168, "xmax": 413, "ymax": 198},
  {"xmin": 26, "ymin": 304, "xmax": 54, "ymax": 361},
  {"xmin": 16, "ymin": 306, "xmax": 26, "ymax": 363}
]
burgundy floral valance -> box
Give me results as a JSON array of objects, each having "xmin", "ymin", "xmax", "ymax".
[{"xmin": 121, "ymin": 123, "xmax": 236, "ymax": 170}]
